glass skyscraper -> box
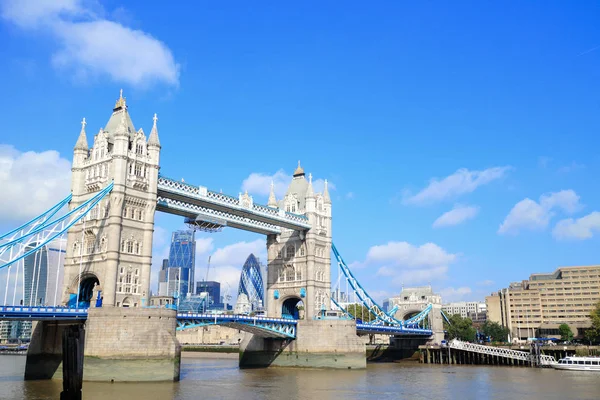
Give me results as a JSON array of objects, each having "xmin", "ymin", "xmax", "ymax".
[
  {"xmin": 159, "ymin": 230, "xmax": 196, "ymax": 297},
  {"xmin": 237, "ymin": 254, "xmax": 265, "ymax": 311},
  {"xmin": 23, "ymin": 240, "xmax": 66, "ymax": 306}
]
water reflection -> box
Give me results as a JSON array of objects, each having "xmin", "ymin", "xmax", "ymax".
[{"xmin": 1, "ymin": 355, "xmax": 600, "ymax": 400}]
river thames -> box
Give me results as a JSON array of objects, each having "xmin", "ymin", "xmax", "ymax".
[{"xmin": 1, "ymin": 355, "xmax": 599, "ymax": 399}]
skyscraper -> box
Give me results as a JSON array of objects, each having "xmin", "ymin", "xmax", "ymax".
[
  {"xmin": 237, "ymin": 254, "xmax": 264, "ymax": 311},
  {"xmin": 158, "ymin": 230, "xmax": 196, "ymax": 297},
  {"xmin": 23, "ymin": 239, "xmax": 66, "ymax": 306}
]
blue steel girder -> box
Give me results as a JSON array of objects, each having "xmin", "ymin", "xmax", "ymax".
[
  {"xmin": 176, "ymin": 313, "xmax": 297, "ymax": 339},
  {"xmin": 0, "ymin": 306, "xmax": 88, "ymax": 321},
  {"xmin": 157, "ymin": 176, "xmax": 311, "ymax": 234},
  {"xmin": 355, "ymin": 323, "xmax": 432, "ymax": 336}
]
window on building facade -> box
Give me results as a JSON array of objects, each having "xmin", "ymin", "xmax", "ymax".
[{"xmin": 126, "ymin": 241, "xmax": 133, "ymax": 253}]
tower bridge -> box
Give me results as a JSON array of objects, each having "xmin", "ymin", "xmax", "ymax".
[{"xmin": 0, "ymin": 92, "xmax": 439, "ymax": 383}]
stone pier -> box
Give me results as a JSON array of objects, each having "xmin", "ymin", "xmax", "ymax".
[
  {"xmin": 25, "ymin": 307, "xmax": 181, "ymax": 382},
  {"xmin": 83, "ymin": 307, "xmax": 180, "ymax": 381},
  {"xmin": 239, "ymin": 319, "xmax": 366, "ymax": 369}
]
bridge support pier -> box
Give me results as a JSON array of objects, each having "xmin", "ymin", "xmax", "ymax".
[
  {"xmin": 82, "ymin": 307, "xmax": 181, "ymax": 382},
  {"xmin": 25, "ymin": 321, "xmax": 80, "ymax": 380},
  {"xmin": 239, "ymin": 319, "xmax": 366, "ymax": 369}
]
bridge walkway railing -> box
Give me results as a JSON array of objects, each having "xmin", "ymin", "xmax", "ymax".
[{"xmin": 448, "ymin": 339, "xmax": 556, "ymax": 365}]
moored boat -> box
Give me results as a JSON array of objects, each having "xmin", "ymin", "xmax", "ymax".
[{"xmin": 552, "ymin": 356, "xmax": 600, "ymax": 371}]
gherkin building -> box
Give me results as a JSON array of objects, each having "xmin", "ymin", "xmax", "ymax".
[{"xmin": 238, "ymin": 254, "xmax": 264, "ymax": 310}]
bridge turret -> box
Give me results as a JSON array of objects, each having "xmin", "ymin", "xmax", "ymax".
[
  {"xmin": 63, "ymin": 91, "xmax": 159, "ymax": 309},
  {"xmin": 266, "ymin": 162, "xmax": 332, "ymax": 320},
  {"xmin": 73, "ymin": 118, "xmax": 88, "ymax": 166},
  {"xmin": 267, "ymin": 180, "xmax": 278, "ymax": 208}
]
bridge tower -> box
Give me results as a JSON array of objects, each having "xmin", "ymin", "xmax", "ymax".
[
  {"xmin": 265, "ymin": 162, "xmax": 332, "ymax": 319},
  {"xmin": 63, "ymin": 91, "xmax": 161, "ymax": 308}
]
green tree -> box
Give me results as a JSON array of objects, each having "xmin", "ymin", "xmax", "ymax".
[
  {"xmin": 346, "ymin": 303, "xmax": 375, "ymax": 322},
  {"xmin": 444, "ymin": 314, "xmax": 477, "ymax": 342},
  {"xmin": 481, "ymin": 321, "xmax": 510, "ymax": 343},
  {"xmin": 585, "ymin": 301, "xmax": 600, "ymax": 344},
  {"xmin": 558, "ymin": 323, "xmax": 574, "ymax": 342}
]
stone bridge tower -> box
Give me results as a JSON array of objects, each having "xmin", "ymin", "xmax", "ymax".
[
  {"xmin": 265, "ymin": 162, "xmax": 332, "ymax": 319},
  {"xmin": 63, "ymin": 91, "xmax": 161, "ymax": 308}
]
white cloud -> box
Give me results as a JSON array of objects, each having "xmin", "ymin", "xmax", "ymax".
[
  {"xmin": 553, "ymin": 212, "xmax": 600, "ymax": 240},
  {"xmin": 477, "ymin": 279, "xmax": 494, "ymax": 287},
  {"xmin": 242, "ymin": 169, "xmax": 291, "ymax": 198},
  {"xmin": 0, "ymin": 145, "xmax": 71, "ymax": 222},
  {"xmin": 241, "ymin": 169, "xmax": 334, "ymax": 200},
  {"xmin": 433, "ymin": 205, "xmax": 479, "ymax": 228},
  {"xmin": 1, "ymin": 0, "xmax": 179, "ymax": 87},
  {"xmin": 498, "ymin": 190, "xmax": 581, "ymax": 235},
  {"xmin": 358, "ymin": 241, "xmax": 458, "ymax": 287},
  {"xmin": 346, "ymin": 192, "xmax": 355, "ymax": 199},
  {"xmin": 403, "ymin": 166, "xmax": 512, "ymax": 205},
  {"xmin": 439, "ymin": 286, "xmax": 472, "ymax": 302}
]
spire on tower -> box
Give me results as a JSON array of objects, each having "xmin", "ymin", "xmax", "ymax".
[
  {"xmin": 148, "ymin": 113, "xmax": 160, "ymax": 146},
  {"xmin": 323, "ymin": 179, "xmax": 331, "ymax": 203},
  {"xmin": 306, "ymin": 172, "xmax": 314, "ymax": 198},
  {"xmin": 268, "ymin": 180, "xmax": 278, "ymax": 208},
  {"xmin": 114, "ymin": 88, "xmax": 126, "ymax": 110},
  {"xmin": 293, "ymin": 160, "xmax": 305, "ymax": 177},
  {"xmin": 74, "ymin": 117, "xmax": 88, "ymax": 150}
]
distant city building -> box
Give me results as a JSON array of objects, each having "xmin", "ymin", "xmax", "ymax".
[
  {"xmin": 0, "ymin": 320, "xmax": 31, "ymax": 344},
  {"xmin": 486, "ymin": 265, "xmax": 600, "ymax": 341},
  {"xmin": 196, "ymin": 281, "xmax": 221, "ymax": 305},
  {"xmin": 23, "ymin": 240, "xmax": 66, "ymax": 306},
  {"xmin": 382, "ymin": 300, "xmax": 390, "ymax": 313},
  {"xmin": 158, "ymin": 230, "xmax": 196, "ymax": 297},
  {"xmin": 442, "ymin": 302, "xmax": 486, "ymax": 319},
  {"xmin": 236, "ymin": 254, "xmax": 264, "ymax": 311}
]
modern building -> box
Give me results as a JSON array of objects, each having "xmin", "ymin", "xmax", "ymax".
[
  {"xmin": 196, "ymin": 281, "xmax": 221, "ymax": 305},
  {"xmin": 23, "ymin": 239, "xmax": 66, "ymax": 306},
  {"xmin": 237, "ymin": 254, "xmax": 265, "ymax": 311},
  {"xmin": 442, "ymin": 302, "xmax": 486, "ymax": 319},
  {"xmin": 486, "ymin": 265, "xmax": 600, "ymax": 341},
  {"xmin": 167, "ymin": 230, "xmax": 196, "ymax": 296}
]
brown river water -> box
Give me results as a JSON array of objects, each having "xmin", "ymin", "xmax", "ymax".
[{"xmin": 0, "ymin": 354, "xmax": 599, "ymax": 399}]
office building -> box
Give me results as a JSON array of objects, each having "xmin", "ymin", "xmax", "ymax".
[
  {"xmin": 486, "ymin": 265, "xmax": 600, "ymax": 340},
  {"xmin": 442, "ymin": 301, "xmax": 486, "ymax": 319},
  {"xmin": 237, "ymin": 254, "xmax": 264, "ymax": 311},
  {"xmin": 196, "ymin": 281, "xmax": 221, "ymax": 305},
  {"xmin": 158, "ymin": 230, "xmax": 196, "ymax": 297}
]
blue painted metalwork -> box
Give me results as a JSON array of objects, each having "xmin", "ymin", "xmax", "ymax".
[
  {"xmin": 441, "ymin": 309, "xmax": 452, "ymax": 325},
  {"xmin": 300, "ymin": 288, "xmax": 306, "ymax": 298},
  {"xmin": 332, "ymin": 244, "xmax": 405, "ymax": 326},
  {"xmin": 0, "ymin": 182, "xmax": 114, "ymax": 270},
  {"xmin": 176, "ymin": 313, "xmax": 296, "ymax": 338},
  {"xmin": 356, "ymin": 322, "xmax": 433, "ymax": 336},
  {"xmin": 0, "ymin": 306, "xmax": 88, "ymax": 321}
]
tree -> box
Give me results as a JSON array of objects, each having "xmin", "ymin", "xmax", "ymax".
[
  {"xmin": 558, "ymin": 323, "xmax": 574, "ymax": 342},
  {"xmin": 444, "ymin": 314, "xmax": 477, "ymax": 342},
  {"xmin": 585, "ymin": 301, "xmax": 600, "ymax": 344},
  {"xmin": 481, "ymin": 321, "xmax": 510, "ymax": 343},
  {"xmin": 346, "ymin": 303, "xmax": 375, "ymax": 323}
]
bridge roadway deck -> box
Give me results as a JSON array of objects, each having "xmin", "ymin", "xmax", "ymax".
[{"xmin": 0, "ymin": 307, "xmax": 434, "ymax": 339}]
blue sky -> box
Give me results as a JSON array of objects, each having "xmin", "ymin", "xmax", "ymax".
[{"xmin": 1, "ymin": 0, "xmax": 599, "ymax": 303}]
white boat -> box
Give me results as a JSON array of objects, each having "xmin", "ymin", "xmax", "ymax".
[{"xmin": 552, "ymin": 356, "xmax": 600, "ymax": 371}]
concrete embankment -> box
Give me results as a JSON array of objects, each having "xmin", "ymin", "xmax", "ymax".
[{"xmin": 182, "ymin": 345, "xmax": 239, "ymax": 359}]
